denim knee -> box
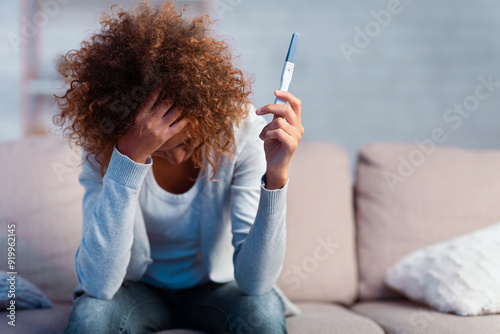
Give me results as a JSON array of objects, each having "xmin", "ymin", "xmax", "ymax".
[
  {"xmin": 65, "ymin": 294, "xmax": 123, "ymax": 334},
  {"xmin": 65, "ymin": 282, "xmax": 172, "ymax": 334},
  {"xmin": 229, "ymin": 289, "xmax": 287, "ymax": 334}
]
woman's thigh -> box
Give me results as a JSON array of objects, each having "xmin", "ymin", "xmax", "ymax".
[
  {"xmin": 65, "ymin": 281, "xmax": 173, "ymax": 334},
  {"xmin": 172, "ymin": 281, "xmax": 287, "ymax": 334}
]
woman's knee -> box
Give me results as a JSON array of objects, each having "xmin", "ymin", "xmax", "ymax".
[
  {"xmin": 65, "ymin": 282, "xmax": 172, "ymax": 334},
  {"xmin": 229, "ymin": 289, "xmax": 287, "ymax": 334},
  {"xmin": 65, "ymin": 293, "xmax": 123, "ymax": 334}
]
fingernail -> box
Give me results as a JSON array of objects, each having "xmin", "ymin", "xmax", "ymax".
[
  {"xmin": 256, "ymin": 108, "xmax": 263, "ymax": 114},
  {"xmin": 276, "ymin": 90, "xmax": 283, "ymax": 94}
]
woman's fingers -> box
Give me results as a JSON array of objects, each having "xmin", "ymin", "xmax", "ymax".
[
  {"xmin": 157, "ymin": 101, "xmax": 182, "ymax": 125},
  {"xmin": 275, "ymin": 91, "xmax": 302, "ymax": 120},
  {"xmin": 255, "ymin": 91, "xmax": 302, "ymax": 127},
  {"xmin": 149, "ymin": 94, "xmax": 174, "ymax": 119},
  {"xmin": 116, "ymin": 85, "xmax": 192, "ymax": 163},
  {"xmin": 164, "ymin": 116, "xmax": 189, "ymax": 137},
  {"xmin": 261, "ymin": 128, "xmax": 296, "ymax": 151},
  {"xmin": 259, "ymin": 118, "xmax": 301, "ymax": 154},
  {"xmin": 139, "ymin": 86, "xmax": 184, "ymax": 130},
  {"xmin": 260, "ymin": 117, "xmax": 300, "ymax": 141},
  {"xmin": 256, "ymin": 104, "xmax": 298, "ymax": 126},
  {"xmin": 255, "ymin": 91, "xmax": 302, "ymax": 123},
  {"xmin": 137, "ymin": 86, "xmax": 163, "ymax": 117}
]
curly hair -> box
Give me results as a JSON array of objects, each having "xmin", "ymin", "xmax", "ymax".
[{"xmin": 53, "ymin": 1, "xmax": 252, "ymax": 178}]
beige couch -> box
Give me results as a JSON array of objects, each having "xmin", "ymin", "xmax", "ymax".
[{"xmin": 1, "ymin": 135, "xmax": 500, "ymax": 333}]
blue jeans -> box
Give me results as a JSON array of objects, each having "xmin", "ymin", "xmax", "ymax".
[{"xmin": 65, "ymin": 280, "xmax": 287, "ymax": 334}]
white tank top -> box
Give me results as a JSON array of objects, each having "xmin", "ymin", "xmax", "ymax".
[{"xmin": 138, "ymin": 167, "xmax": 209, "ymax": 289}]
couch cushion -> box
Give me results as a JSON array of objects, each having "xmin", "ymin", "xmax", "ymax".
[
  {"xmin": 0, "ymin": 135, "xmax": 83, "ymax": 303},
  {"xmin": 0, "ymin": 302, "xmax": 72, "ymax": 334},
  {"xmin": 355, "ymin": 142, "xmax": 500, "ymax": 300},
  {"xmin": 286, "ymin": 302, "xmax": 384, "ymax": 333},
  {"xmin": 352, "ymin": 300, "xmax": 500, "ymax": 334},
  {"xmin": 277, "ymin": 142, "xmax": 358, "ymax": 305}
]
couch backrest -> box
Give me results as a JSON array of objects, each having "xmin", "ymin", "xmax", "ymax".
[
  {"xmin": 355, "ymin": 142, "xmax": 500, "ymax": 300},
  {"xmin": 0, "ymin": 135, "xmax": 83, "ymax": 303},
  {"xmin": 277, "ymin": 141, "xmax": 358, "ymax": 305}
]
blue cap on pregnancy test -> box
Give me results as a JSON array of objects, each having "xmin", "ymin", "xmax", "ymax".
[{"xmin": 285, "ymin": 33, "xmax": 300, "ymax": 63}]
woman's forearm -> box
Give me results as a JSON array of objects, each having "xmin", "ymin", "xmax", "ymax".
[
  {"xmin": 232, "ymin": 181, "xmax": 289, "ymax": 295},
  {"xmin": 75, "ymin": 147, "xmax": 151, "ymax": 299}
]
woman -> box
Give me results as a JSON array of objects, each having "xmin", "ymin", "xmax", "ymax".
[{"xmin": 56, "ymin": 1, "xmax": 303, "ymax": 333}]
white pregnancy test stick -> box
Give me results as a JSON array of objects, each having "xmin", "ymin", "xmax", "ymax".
[{"xmin": 275, "ymin": 32, "xmax": 299, "ymax": 104}]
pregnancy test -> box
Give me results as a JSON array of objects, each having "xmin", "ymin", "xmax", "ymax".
[{"xmin": 275, "ymin": 32, "xmax": 299, "ymax": 104}]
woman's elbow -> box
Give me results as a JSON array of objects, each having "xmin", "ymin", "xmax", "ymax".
[
  {"xmin": 234, "ymin": 273, "xmax": 273, "ymax": 296},
  {"xmin": 75, "ymin": 262, "xmax": 124, "ymax": 301},
  {"xmin": 77, "ymin": 276, "xmax": 121, "ymax": 300}
]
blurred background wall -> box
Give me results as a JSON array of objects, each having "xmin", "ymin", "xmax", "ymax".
[{"xmin": 1, "ymin": 0, "xmax": 499, "ymax": 171}]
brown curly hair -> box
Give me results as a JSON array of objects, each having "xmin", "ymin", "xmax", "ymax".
[{"xmin": 53, "ymin": 1, "xmax": 252, "ymax": 178}]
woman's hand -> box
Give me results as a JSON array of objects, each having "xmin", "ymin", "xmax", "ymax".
[
  {"xmin": 116, "ymin": 86, "xmax": 189, "ymax": 164},
  {"xmin": 256, "ymin": 91, "xmax": 304, "ymax": 190}
]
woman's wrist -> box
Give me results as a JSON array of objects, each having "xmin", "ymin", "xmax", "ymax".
[
  {"xmin": 116, "ymin": 143, "xmax": 149, "ymax": 164},
  {"xmin": 264, "ymin": 169, "xmax": 288, "ymax": 190}
]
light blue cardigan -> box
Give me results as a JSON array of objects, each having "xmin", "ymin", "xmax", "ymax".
[{"xmin": 73, "ymin": 106, "xmax": 300, "ymax": 316}]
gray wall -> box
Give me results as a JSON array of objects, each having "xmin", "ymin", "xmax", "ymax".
[
  {"xmin": 213, "ymin": 0, "xmax": 500, "ymax": 171},
  {"xmin": 0, "ymin": 2, "xmax": 21, "ymax": 141},
  {"xmin": 1, "ymin": 0, "xmax": 500, "ymax": 173}
]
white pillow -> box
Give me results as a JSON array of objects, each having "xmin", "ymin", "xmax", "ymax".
[{"xmin": 385, "ymin": 222, "xmax": 500, "ymax": 316}]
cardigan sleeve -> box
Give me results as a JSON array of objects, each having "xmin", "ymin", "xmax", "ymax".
[
  {"xmin": 230, "ymin": 111, "xmax": 289, "ymax": 295},
  {"xmin": 75, "ymin": 147, "xmax": 152, "ymax": 300}
]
